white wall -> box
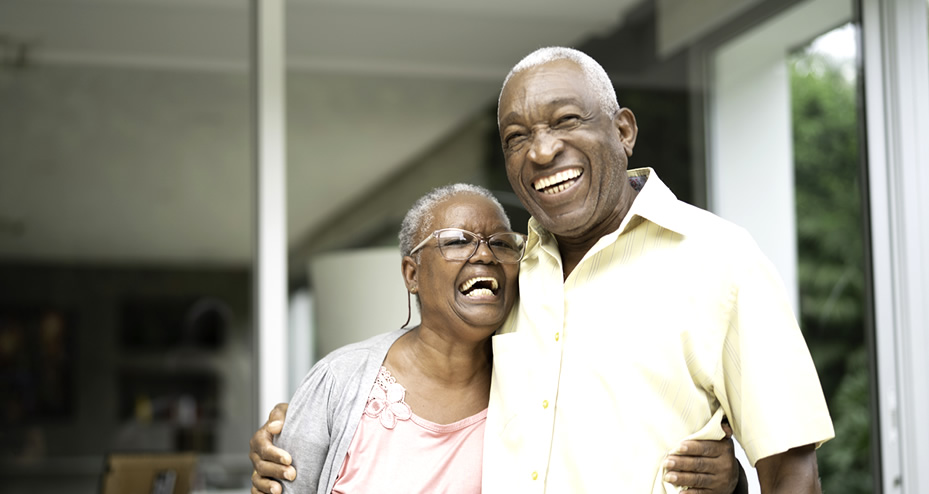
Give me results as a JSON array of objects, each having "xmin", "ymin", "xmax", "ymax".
[
  {"xmin": 308, "ymin": 247, "xmax": 420, "ymax": 360},
  {"xmin": 709, "ymin": 0, "xmax": 852, "ymax": 314}
]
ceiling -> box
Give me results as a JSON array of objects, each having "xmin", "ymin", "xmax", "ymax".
[{"xmin": 0, "ymin": 0, "xmax": 642, "ymax": 265}]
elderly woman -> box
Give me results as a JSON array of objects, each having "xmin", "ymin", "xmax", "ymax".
[
  {"xmin": 252, "ymin": 184, "xmax": 744, "ymax": 494},
  {"xmin": 272, "ymin": 184, "xmax": 521, "ymax": 493}
]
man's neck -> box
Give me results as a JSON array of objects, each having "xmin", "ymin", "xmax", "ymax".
[{"xmin": 555, "ymin": 183, "xmax": 639, "ymax": 279}]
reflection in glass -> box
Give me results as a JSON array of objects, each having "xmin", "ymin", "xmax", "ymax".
[
  {"xmin": 0, "ymin": 3, "xmax": 254, "ymax": 493},
  {"xmin": 790, "ymin": 23, "xmax": 873, "ymax": 493}
]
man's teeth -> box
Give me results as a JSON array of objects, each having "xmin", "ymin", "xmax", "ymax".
[
  {"xmin": 533, "ymin": 168, "xmax": 582, "ymax": 193},
  {"xmin": 459, "ymin": 276, "xmax": 498, "ymax": 296},
  {"xmin": 542, "ymin": 182, "xmax": 570, "ymax": 194}
]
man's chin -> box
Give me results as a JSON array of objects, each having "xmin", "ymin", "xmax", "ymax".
[{"xmin": 535, "ymin": 212, "xmax": 593, "ymax": 238}]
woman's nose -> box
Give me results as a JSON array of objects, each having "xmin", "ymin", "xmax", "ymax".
[{"xmin": 470, "ymin": 239, "xmax": 496, "ymax": 263}]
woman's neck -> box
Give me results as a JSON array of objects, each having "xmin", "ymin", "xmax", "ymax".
[
  {"xmin": 393, "ymin": 325, "xmax": 492, "ymax": 384},
  {"xmin": 384, "ymin": 325, "xmax": 492, "ymax": 424}
]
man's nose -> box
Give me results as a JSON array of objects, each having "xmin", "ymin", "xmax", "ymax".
[{"xmin": 527, "ymin": 130, "xmax": 564, "ymax": 165}]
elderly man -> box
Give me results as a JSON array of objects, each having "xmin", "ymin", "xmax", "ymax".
[
  {"xmin": 485, "ymin": 47, "xmax": 832, "ymax": 493},
  {"xmin": 251, "ymin": 47, "xmax": 833, "ymax": 493}
]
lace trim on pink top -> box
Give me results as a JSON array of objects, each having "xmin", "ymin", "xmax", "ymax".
[
  {"xmin": 363, "ymin": 366, "xmax": 413, "ymax": 429},
  {"xmin": 363, "ymin": 366, "xmax": 488, "ymax": 432},
  {"xmin": 333, "ymin": 367, "xmax": 486, "ymax": 494}
]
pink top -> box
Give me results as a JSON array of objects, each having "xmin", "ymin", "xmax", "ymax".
[{"xmin": 331, "ymin": 367, "xmax": 486, "ymax": 494}]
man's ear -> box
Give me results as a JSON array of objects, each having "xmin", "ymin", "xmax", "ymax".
[
  {"xmin": 614, "ymin": 107, "xmax": 638, "ymax": 158},
  {"xmin": 401, "ymin": 256, "xmax": 419, "ymax": 293}
]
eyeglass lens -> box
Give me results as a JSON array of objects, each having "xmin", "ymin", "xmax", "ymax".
[{"xmin": 435, "ymin": 230, "xmax": 524, "ymax": 262}]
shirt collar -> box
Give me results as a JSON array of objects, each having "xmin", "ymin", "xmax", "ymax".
[{"xmin": 623, "ymin": 167, "xmax": 693, "ymax": 235}]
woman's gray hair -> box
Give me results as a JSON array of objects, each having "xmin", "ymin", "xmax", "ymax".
[
  {"xmin": 497, "ymin": 46, "xmax": 620, "ymax": 124},
  {"xmin": 399, "ymin": 183, "xmax": 510, "ymax": 259}
]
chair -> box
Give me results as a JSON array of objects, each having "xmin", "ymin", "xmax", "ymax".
[{"xmin": 100, "ymin": 453, "xmax": 198, "ymax": 494}]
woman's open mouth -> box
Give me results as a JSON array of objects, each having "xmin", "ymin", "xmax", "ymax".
[{"xmin": 458, "ymin": 276, "xmax": 499, "ymax": 298}]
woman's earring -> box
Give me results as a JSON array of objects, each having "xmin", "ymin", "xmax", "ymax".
[{"xmin": 401, "ymin": 290, "xmax": 415, "ymax": 328}]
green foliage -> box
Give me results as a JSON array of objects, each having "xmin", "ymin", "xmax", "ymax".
[
  {"xmin": 820, "ymin": 347, "xmax": 873, "ymax": 492},
  {"xmin": 790, "ymin": 50, "xmax": 873, "ymax": 492}
]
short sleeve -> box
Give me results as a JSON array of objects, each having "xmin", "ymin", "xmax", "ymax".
[{"xmin": 715, "ymin": 239, "xmax": 835, "ymax": 465}]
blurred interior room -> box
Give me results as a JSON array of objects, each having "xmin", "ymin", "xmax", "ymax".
[{"xmin": 1, "ymin": 0, "xmax": 927, "ymax": 492}]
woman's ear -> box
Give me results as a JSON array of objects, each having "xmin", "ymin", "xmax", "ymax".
[{"xmin": 401, "ymin": 256, "xmax": 418, "ymax": 293}]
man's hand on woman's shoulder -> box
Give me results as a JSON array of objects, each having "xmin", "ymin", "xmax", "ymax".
[{"xmin": 249, "ymin": 403, "xmax": 295, "ymax": 494}]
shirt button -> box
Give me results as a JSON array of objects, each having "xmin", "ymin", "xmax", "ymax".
[
  {"xmin": 554, "ymin": 332, "xmax": 560, "ymax": 341},
  {"xmin": 531, "ymin": 471, "xmax": 539, "ymax": 480},
  {"xmin": 542, "ymin": 400, "xmax": 549, "ymax": 409}
]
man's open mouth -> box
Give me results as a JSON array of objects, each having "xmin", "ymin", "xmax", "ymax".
[
  {"xmin": 533, "ymin": 168, "xmax": 583, "ymax": 195},
  {"xmin": 458, "ymin": 276, "xmax": 499, "ymax": 298}
]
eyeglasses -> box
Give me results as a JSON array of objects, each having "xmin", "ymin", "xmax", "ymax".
[{"xmin": 409, "ymin": 228, "xmax": 527, "ymax": 264}]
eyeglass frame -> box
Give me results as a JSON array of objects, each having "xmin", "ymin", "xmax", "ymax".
[{"xmin": 408, "ymin": 228, "xmax": 528, "ymax": 264}]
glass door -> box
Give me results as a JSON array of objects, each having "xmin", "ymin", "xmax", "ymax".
[
  {"xmin": 705, "ymin": 0, "xmax": 875, "ymax": 491},
  {"xmin": 0, "ymin": 2, "xmax": 256, "ymax": 492}
]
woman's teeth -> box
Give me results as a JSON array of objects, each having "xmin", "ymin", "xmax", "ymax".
[{"xmin": 459, "ymin": 276, "xmax": 498, "ymax": 297}]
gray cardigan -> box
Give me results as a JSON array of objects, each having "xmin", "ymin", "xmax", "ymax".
[{"xmin": 276, "ymin": 328, "xmax": 410, "ymax": 494}]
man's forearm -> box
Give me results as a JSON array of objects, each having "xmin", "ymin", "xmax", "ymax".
[{"xmin": 755, "ymin": 444, "xmax": 821, "ymax": 494}]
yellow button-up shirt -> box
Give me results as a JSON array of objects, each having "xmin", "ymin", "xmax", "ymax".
[{"xmin": 483, "ymin": 168, "xmax": 834, "ymax": 493}]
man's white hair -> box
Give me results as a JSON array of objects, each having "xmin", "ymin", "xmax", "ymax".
[{"xmin": 497, "ymin": 46, "xmax": 619, "ymax": 125}]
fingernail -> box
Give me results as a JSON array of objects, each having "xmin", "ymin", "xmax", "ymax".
[
  {"xmin": 673, "ymin": 444, "xmax": 688, "ymax": 454},
  {"xmin": 285, "ymin": 467, "xmax": 296, "ymax": 481},
  {"xmin": 664, "ymin": 473, "xmax": 677, "ymax": 483},
  {"xmin": 663, "ymin": 458, "xmax": 675, "ymax": 470},
  {"xmin": 271, "ymin": 485, "xmax": 280, "ymax": 494},
  {"xmin": 269, "ymin": 420, "xmax": 282, "ymax": 429}
]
